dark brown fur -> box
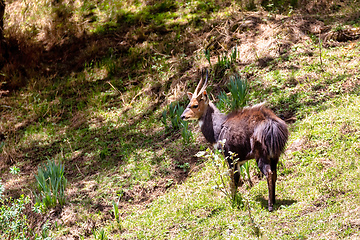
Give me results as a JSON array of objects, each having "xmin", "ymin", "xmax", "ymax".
[
  {"xmin": 221, "ymin": 104, "xmax": 288, "ymax": 161},
  {"xmin": 218, "ymin": 104, "xmax": 288, "ymax": 211},
  {"xmin": 182, "ymin": 99, "xmax": 288, "ymax": 211},
  {"xmin": 181, "ymin": 70, "xmax": 288, "ymax": 211}
]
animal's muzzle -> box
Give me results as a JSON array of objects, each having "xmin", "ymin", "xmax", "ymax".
[{"xmin": 180, "ymin": 109, "xmax": 189, "ymax": 120}]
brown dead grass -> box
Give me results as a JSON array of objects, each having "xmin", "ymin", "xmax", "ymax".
[
  {"xmin": 203, "ymin": 13, "xmax": 330, "ymax": 65},
  {"xmin": 1, "ymin": 1, "xmax": 358, "ymax": 93}
]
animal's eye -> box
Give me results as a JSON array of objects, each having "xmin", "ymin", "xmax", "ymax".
[{"xmin": 192, "ymin": 105, "xmax": 198, "ymax": 109}]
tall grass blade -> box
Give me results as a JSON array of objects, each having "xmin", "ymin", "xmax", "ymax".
[{"xmin": 34, "ymin": 158, "xmax": 67, "ymax": 209}]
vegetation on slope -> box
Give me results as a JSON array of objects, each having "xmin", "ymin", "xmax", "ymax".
[{"xmin": 0, "ymin": 0, "xmax": 360, "ymax": 239}]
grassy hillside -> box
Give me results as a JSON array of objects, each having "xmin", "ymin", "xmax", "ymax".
[{"xmin": 0, "ymin": 0, "xmax": 360, "ymax": 239}]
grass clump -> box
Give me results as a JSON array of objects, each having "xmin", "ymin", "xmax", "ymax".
[
  {"xmin": 93, "ymin": 228, "xmax": 108, "ymax": 240},
  {"xmin": 216, "ymin": 73, "xmax": 248, "ymax": 113},
  {"xmin": 112, "ymin": 200, "xmax": 121, "ymax": 226},
  {"xmin": 162, "ymin": 102, "xmax": 193, "ymax": 144},
  {"xmin": 161, "ymin": 102, "xmax": 184, "ymax": 130},
  {"xmin": 205, "ymin": 46, "xmax": 239, "ymax": 82},
  {"xmin": 227, "ymin": 74, "xmax": 248, "ymax": 109},
  {"xmin": 34, "ymin": 158, "xmax": 67, "ymax": 209}
]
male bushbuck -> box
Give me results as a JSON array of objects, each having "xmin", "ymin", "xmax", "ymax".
[{"xmin": 180, "ymin": 71, "xmax": 288, "ymax": 211}]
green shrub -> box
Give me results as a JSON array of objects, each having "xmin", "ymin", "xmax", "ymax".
[{"xmin": 34, "ymin": 159, "xmax": 67, "ymax": 209}]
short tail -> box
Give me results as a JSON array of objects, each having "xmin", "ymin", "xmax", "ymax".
[{"xmin": 253, "ymin": 118, "xmax": 289, "ymax": 158}]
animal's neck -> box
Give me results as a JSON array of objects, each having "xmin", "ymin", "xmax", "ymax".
[{"xmin": 199, "ymin": 102, "xmax": 226, "ymax": 144}]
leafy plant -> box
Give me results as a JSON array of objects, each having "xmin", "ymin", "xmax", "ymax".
[
  {"xmin": 162, "ymin": 102, "xmax": 193, "ymax": 144},
  {"xmin": 217, "ymin": 46, "xmax": 238, "ymax": 70},
  {"xmin": 39, "ymin": 220, "xmax": 52, "ymax": 239},
  {"xmin": 181, "ymin": 121, "xmax": 193, "ymax": 144},
  {"xmin": 0, "ymin": 179, "xmax": 52, "ymax": 239},
  {"xmin": 216, "ymin": 74, "xmax": 248, "ymax": 112},
  {"xmin": 216, "ymin": 91, "xmax": 230, "ymax": 112},
  {"xmin": 206, "ymin": 46, "xmax": 239, "ymax": 82},
  {"xmin": 161, "ymin": 109, "xmax": 168, "ymax": 127},
  {"xmin": 196, "ymin": 141, "xmax": 245, "ymax": 209},
  {"xmin": 10, "ymin": 166, "xmax": 20, "ymax": 175},
  {"xmin": 228, "ymin": 74, "xmax": 248, "ymax": 109},
  {"xmin": 112, "ymin": 200, "xmax": 120, "ymax": 225},
  {"xmin": 230, "ymin": 45, "xmax": 238, "ymax": 64},
  {"xmin": 93, "ymin": 228, "xmax": 108, "ymax": 240},
  {"xmin": 162, "ymin": 102, "xmax": 183, "ymax": 130},
  {"xmin": 171, "ymin": 104, "xmax": 185, "ymax": 130},
  {"xmin": 178, "ymin": 162, "xmax": 190, "ymax": 172},
  {"xmin": 0, "ymin": 194, "xmax": 31, "ymax": 239},
  {"xmin": 34, "ymin": 158, "xmax": 67, "ymax": 209},
  {"xmin": 216, "ymin": 53, "xmax": 232, "ymax": 71},
  {"xmin": 239, "ymin": 161, "xmax": 253, "ymax": 187},
  {"xmin": 204, "ymin": 49, "xmax": 212, "ymax": 68}
]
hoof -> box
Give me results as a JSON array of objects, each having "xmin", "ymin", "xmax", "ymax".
[{"xmin": 268, "ymin": 206, "xmax": 273, "ymax": 212}]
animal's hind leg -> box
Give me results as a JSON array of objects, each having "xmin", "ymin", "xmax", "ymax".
[
  {"xmin": 257, "ymin": 157, "xmax": 276, "ymax": 212},
  {"xmin": 270, "ymin": 158, "xmax": 279, "ymax": 205}
]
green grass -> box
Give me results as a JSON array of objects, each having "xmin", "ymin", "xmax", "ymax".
[
  {"xmin": 113, "ymin": 95, "xmax": 360, "ymax": 239},
  {"xmin": 1, "ymin": 0, "xmax": 360, "ymax": 239}
]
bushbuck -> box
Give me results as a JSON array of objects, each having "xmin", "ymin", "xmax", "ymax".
[{"xmin": 180, "ymin": 70, "xmax": 288, "ymax": 211}]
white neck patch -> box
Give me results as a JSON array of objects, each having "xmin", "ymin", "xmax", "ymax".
[{"xmin": 198, "ymin": 119, "xmax": 204, "ymax": 128}]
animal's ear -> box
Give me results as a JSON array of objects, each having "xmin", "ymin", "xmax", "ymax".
[
  {"xmin": 202, "ymin": 90, "xmax": 209, "ymax": 103},
  {"xmin": 187, "ymin": 92, "xmax": 193, "ymax": 100}
]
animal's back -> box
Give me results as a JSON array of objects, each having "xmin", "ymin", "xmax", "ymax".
[{"xmin": 218, "ymin": 104, "xmax": 288, "ymax": 160}]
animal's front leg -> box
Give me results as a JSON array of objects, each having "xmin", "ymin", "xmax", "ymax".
[{"xmin": 226, "ymin": 158, "xmax": 240, "ymax": 198}]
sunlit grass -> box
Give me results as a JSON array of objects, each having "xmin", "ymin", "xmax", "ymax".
[{"xmin": 116, "ymin": 94, "xmax": 360, "ymax": 239}]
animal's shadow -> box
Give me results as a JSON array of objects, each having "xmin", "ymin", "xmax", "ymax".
[{"xmin": 255, "ymin": 195, "xmax": 297, "ymax": 211}]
